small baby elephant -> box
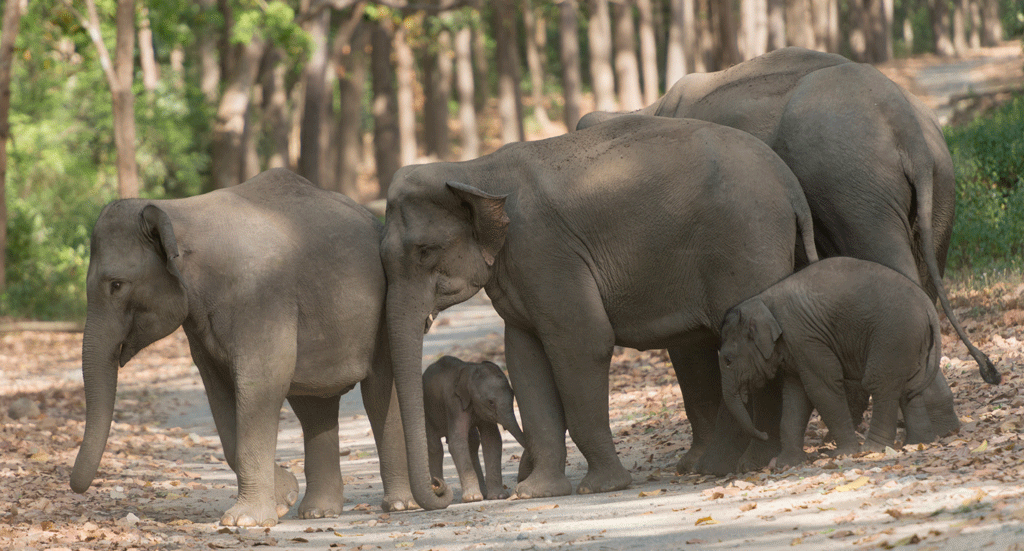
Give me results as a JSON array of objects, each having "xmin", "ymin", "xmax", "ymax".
[
  {"xmin": 718, "ymin": 257, "xmax": 947, "ymax": 469},
  {"xmin": 423, "ymin": 356, "xmax": 526, "ymax": 501}
]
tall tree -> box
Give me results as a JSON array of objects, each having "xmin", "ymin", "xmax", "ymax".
[
  {"xmin": 372, "ymin": 18, "xmax": 400, "ymax": 197},
  {"xmin": 613, "ymin": 0, "xmax": 643, "ymax": 111},
  {"xmin": 666, "ymin": 0, "xmax": 697, "ymax": 82},
  {"xmin": 742, "ymin": 0, "xmax": 769, "ymax": 60},
  {"xmin": 785, "ymin": 0, "xmax": 814, "ymax": 49},
  {"xmin": 980, "ymin": 0, "xmax": 1002, "ymax": 46},
  {"xmin": 559, "ymin": 0, "xmax": 583, "ymax": 130},
  {"xmin": 261, "ymin": 47, "xmax": 290, "ymax": 170},
  {"xmin": 522, "ymin": 0, "xmax": 552, "ymax": 132},
  {"xmin": 494, "ymin": 0, "xmax": 524, "ymax": 143},
  {"xmin": 198, "ymin": 0, "xmax": 220, "ymax": 103},
  {"xmin": 394, "ymin": 18, "xmax": 417, "ymax": 165},
  {"xmin": 636, "ymin": 0, "xmax": 660, "ymax": 104},
  {"xmin": 0, "ymin": 0, "xmax": 23, "ymax": 292},
  {"xmin": 210, "ymin": 36, "xmax": 266, "ymax": 189},
  {"xmin": 712, "ymin": 0, "xmax": 740, "ymax": 68},
  {"xmin": 588, "ymin": 0, "xmax": 617, "ymax": 112},
  {"xmin": 454, "ymin": 23, "xmax": 479, "ymax": 157},
  {"xmin": 333, "ymin": 20, "xmax": 368, "ymax": 198},
  {"xmin": 767, "ymin": 0, "xmax": 787, "ymax": 50},
  {"xmin": 299, "ymin": 7, "xmax": 331, "ymax": 186},
  {"xmin": 422, "ymin": 17, "xmax": 453, "ymax": 160},
  {"xmin": 931, "ymin": 0, "xmax": 956, "ymax": 56},
  {"xmin": 952, "ymin": 0, "xmax": 969, "ymax": 54},
  {"xmin": 138, "ymin": 5, "xmax": 159, "ymax": 94},
  {"xmin": 71, "ymin": 0, "xmax": 139, "ymax": 198}
]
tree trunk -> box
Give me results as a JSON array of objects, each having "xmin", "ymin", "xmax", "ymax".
[
  {"xmin": 395, "ymin": 22, "xmax": 417, "ymax": 165},
  {"xmin": 588, "ymin": 0, "xmax": 617, "ymax": 112},
  {"xmin": 494, "ymin": 0, "xmax": 525, "ymax": 143},
  {"xmin": 454, "ymin": 25, "xmax": 480, "ymax": 158},
  {"xmin": 712, "ymin": 0, "xmax": 740, "ymax": 69},
  {"xmin": 742, "ymin": 0, "xmax": 769, "ymax": 60},
  {"xmin": 558, "ymin": 0, "xmax": 583, "ymax": 130},
  {"xmin": 666, "ymin": 0, "xmax": 687, "ymax": 84},
  {"xmin": 423, "ymin": 26, "xmax": 453, "ymax": 160},
  {"xmin": 980, "ymin": 0, "xmax": 1002, "ymax": 46},
  {"xmin": 952, "ymin": 0, "xmax": 968, "ymax": 55},
  {"xmin": 138, "ymin": 6, "xmax": 159, "ymax": 94},
  {"xmin": 636, "ymin": 0, "xmax": 660, "ymax": 104},
  {"xmin": 299, "ymin": 9, "xmax": 330, "ymax": 186},
  {"xmin": 968, "ymin": 0, "xmax": 982, "ymax": 49},
  {"xmin": 261, "ymin": 47, "xmax": 290, "ymax": 170},
  {"xmin": 523, "ymin": 0, "xmax": 552, "ymax": 131},
  {"xmin": 931, "ymin": 0, "xmax": 956, "ymax": 56},
  {"xmin": 848, "ymin": 0, "xmax": 868, "ymax": 61},
  {"xmin": 0, "ymin": 0, "xmax": 23, "ymax": 292},
  {"xmin": 613, "ymin": 1, "xmax": 643, "ymax": 111},
  {"xmin": 785, "ymin": 0, "xmax": 814, "ymax": 49},
  {"xmin": 210, "ymin": 37, "xmax": 266, "ymax": 190},
  {"xmin": 695, "ymin": 0, "xmax": 713, "ymax": 72},
  {"xmin": 199, "ymin": 0, "xmax": 219, "ymax": 103},
  {"xmin": 77, "ymin": 0, "xmax": 140, "ymax": 198},
  {"xmin": 809, "ymin": 0, "xmax": 831, "ymax": 52},
  {"xmin": 878, "ymin": 0, "xmax": 894, "ymax": 60},
  {"xmin": 767, "ymin": 0, "xmax": 787, "ymax": 50},
  {"xmin": 372, "ymin": 20, "xmax": 400, "ymax": 198},
  {"xmin": 334, "ymin": 21, "xmax": 368, "ymax": 198}
]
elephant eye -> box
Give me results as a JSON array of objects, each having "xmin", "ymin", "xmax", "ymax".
[
  {"xmin": 109, "ymin": 280, "xmax": 124, "ymax": 294},
  {"xmin": 416, "ymin": 244, "xmax": 442, "ymax": 266}
]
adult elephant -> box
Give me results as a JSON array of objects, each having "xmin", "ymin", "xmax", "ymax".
[
  {"xmin": 577, "ymin": 47, "xmax": 999, "ymax": 386},
  {"xmin": 380, "ymin": 115, "xmax": 818, "ymax": 506},
  {"xmin": 70, "ymin": 168, "xmax": 422, "ymax": 526}
]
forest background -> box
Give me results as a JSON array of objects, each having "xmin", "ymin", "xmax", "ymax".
[{"xmin": 0, "ymin": 0, "xmax": 1022, "ymax": 322}]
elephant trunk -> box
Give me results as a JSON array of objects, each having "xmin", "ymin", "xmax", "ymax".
[
  {"xmin": 499, "ymin": 401, "xmax": 526, "ymax": 448},
  {"xmin": 723, "ymin": 387, "xmax": 768, "ymax": 442},
  {"xmin": 386, "ymin": 288, "xmax": 453, "ymax": 510},
  {"xmin": 71, "ymin": 316, "xmax": 120, "ymax": 493}
]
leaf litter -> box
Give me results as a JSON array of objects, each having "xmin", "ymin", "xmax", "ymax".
[{"xmin": 1, "ymin": 281, "xmax": 1023, "ymax": 549}]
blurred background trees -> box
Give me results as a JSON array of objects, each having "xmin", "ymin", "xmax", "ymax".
[{"xmin": 1, "ymin": 0, "xmax": 1022, "ymax": 320}]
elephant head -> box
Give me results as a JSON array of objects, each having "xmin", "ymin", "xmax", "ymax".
[
  {"xmin": 718, "ymin": 299, "xmax": 783, "ymax": 442},
  {"xmin": 71, "ymin": 202, "xmax": 188, "ymax": 494},
  {"xmin": 380, "ymin": 165, "xmax": 509, "ymax": 510},
  {"xmin": 458, "ymin": 362, "xmax": 526, "ymax": 447}
]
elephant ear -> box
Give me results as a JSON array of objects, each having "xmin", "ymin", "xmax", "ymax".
[
  {"xmin": 455, "ymin": 367, "xmax": 474, "ymax": 411},
  {"xmin": 140, "ymin": 205, "xmax": 185, "ymax": 285},
  {"xmin": 748, "ymin": 299, "xmax": 782, "ymax": 360},
  {"xmin": 445, "ymin": 181, "xmax": 509, "ymax": 266}
]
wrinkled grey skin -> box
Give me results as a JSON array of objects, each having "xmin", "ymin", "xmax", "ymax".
[
  {"xmin": 577, "ymin": 47, "xmax": 999, "ymax": 387},
  {"xmin": 70, "ymin": 168, "xmax": 420, "ymax": 527},
  {"xmin": 423, "ymin": 356, "xmax": 526, "ymax": 502},
  {"xmin": 380, "ymin": 115, "xmax": 819, "ymax": 505},
  {"xmin": 719, "ymin": 257, "xmax": 953, "ymax": 470}
]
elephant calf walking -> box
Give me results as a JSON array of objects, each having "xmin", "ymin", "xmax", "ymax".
[
  {"xmin": 423, "ymin": 356, "xmax": 525, "ymax": 502},
  {"xmin": 718, "ymin": 257, "xmax": 955, "ymax": 470}
]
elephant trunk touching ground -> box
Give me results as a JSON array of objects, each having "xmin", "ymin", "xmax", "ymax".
[
  {"xmin": 384, "ymin": 283, "xmax": 453, "ymax": 510},
  {"xmin": 722, "ymin": 375, "xmax": 768, "ymax": 443},
  {"xmin": 71, "ymin": 315, "xmax": 121, "ymax": 494}
]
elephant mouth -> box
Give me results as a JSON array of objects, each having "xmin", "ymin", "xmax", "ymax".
[{"xmin": 424, "ymin": 311, "xmax": 439, "ymax": 334}]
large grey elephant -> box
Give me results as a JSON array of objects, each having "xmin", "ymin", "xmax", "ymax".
[
  {"xmin": 718, "ymin": 257, "xmax": 947, "ymax": 470},
  {"xmin": 577, "ymin": 47, "xmax": 1000, "ymax": 386},
  {"xmin": 380, "ymin": 115, "xmax": 818, "ymax": 509},
  {"xmin": 70, "ymin": 168, "xmax": 418, "ymax": 527}
]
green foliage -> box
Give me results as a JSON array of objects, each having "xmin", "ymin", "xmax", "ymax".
[{"xmin": 944, "ymin": 95, "xmax": 1024, "ymax": 272}]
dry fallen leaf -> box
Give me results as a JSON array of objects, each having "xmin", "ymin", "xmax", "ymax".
[
  {"xmin": 695, "ymin": 516, "xmax": 718, "ymax": 526},
  {"xmin": 834, "ymin": 476, "xmax": 870, "ymax": 492}
]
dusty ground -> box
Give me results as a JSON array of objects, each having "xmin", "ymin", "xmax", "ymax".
[{"xmin": 2, "ymin": 278, "xmax": 1023, "ymax": 550}]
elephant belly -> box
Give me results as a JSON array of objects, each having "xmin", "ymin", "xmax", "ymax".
[{"xmin": 289, "ymin": 350, "xmax": 373, "ymax": 396}]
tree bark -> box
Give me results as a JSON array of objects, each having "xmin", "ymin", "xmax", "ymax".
[
  {"xmin": 0, "ymin": 0, "xmax": 23, "ymax": 292},
  {"xmin": 372, "ymin": 20, "xmax": 400, "ymax": 198},
  {"xmin": 767, "ymin": 0, "xmax": 787, "ymax": 50},
  {"xmin": 980, "ymin": 0, "xmax": 1002, "ymax": 46},
  {"xmin": 299, "ymin": 9, "xmax": 331, "ymax": 186},
  {"xmin": 523, "ymin": 0, "xmax": 552, "ymax": 131},
  {"xmin": 712, "ymin": 0, "xmax": 740, "ymax": 69},
  {"xmin": 199, "ymin": 0, "xmax": 219, "ymax": 103},
  {"xmin": 785, "ymin": 0, "xmax": 814, "ymax": 49},
  {"xmin": 742, "ymin": 0, "xmax": 769, "ymax": 60},
  {"xmin": 334, "ymin": 21, "xmax": 368, "ymax": 198},
  {"xmin": 210, "ymin": 37, "xmax": 266, "ymax": 189},
  {"xmin": 636, "ymin": 0, "xmax": 660, "ymax": 104},
  {"xmin": 666, "ymin": 0, "xmax": 687, "ymax": 84},
  {"xmin": 423, "ymin": 25, "xmax": 453, "ymax": 160},
  {"xmin": 261, "ymin": 47, "xmax": 290, "ymax": 170},
  {"xmin": 588, "ymin": 0, "xmax": 617, "ymax": 112},
  {"xmin": 138, "ymin": 6, "xmax": 159, "ymax": 94},
  {"xmin": 952, "ymin": 0, "xmax": 969, "ymax": 54},
  {"xmin": 395, "ymin": 21, "xmax": 417, "ymax": 165},
  {"xmin": 494, "ymin": 0, "xmax": 524, "ymax": 143},
  {"xmin": 969, "ymin": 0, "xmax": 982, "ymax": 49},
  {"xmin": 559, "ymin": 0, "xmax": 583, "ymax": 130},
  {"xmin": 454, "ymin": 25, "xmax": 479, "ymax": 158},
  {"xmin": 931, "ymin": 0, "xmax": 956, "ymax": 56},
  {"xmin": 613, "ymin": 1, "xmax": 643, "ymax": 111}
]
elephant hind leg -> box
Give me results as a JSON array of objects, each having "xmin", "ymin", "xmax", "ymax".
[{"xmin": 289, "ymin": 394, "xmax": 343, "ymax": 519}]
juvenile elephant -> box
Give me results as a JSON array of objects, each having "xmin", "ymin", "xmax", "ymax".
[
  {"xmin": 718, "ymin": 257, "xmax": 948, "ymax": 470},
  {"xmin": 577, "ymin": 47, "xmax": 999, "ymax": 387},
  {"xmin": 70, "ymin": 168, "xmax": 417, "ymax": 527},
  {"xmin": 380, "ymin": 115, "xmax": 818, "ymax": 509},
  {"xmin": 423, "ymin": 356, "xmax": 525, "ymax": 502}
]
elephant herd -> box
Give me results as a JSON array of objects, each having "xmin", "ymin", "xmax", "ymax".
[{"xmin": 69, "ymin": 48, "xmax": 1000, "ymax": 527}]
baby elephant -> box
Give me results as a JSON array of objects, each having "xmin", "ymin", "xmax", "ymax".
[
  {"xmin": 424, "ymin": 356, "xmax": 526, "ymax": 502},
  {"xmin": 719, "ymin": 257, "xmax": 947, "ymax": 469}
]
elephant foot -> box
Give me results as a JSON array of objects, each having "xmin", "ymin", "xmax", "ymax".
[
  {"xmin": 773, "ymin": 450, "xmax": 805, "ymax": 471},
  {"xmin": 297, "ymin": 490, "xmax": 344, "ymax": 520},
  {"xmin": 275, "ymin": 465, "xmax": 299, "ymax": 516},
  {"xmin": 486, "ymin": 487, "xmax": 511, "ymax": 500},
  {"xmin": 221, "ymin": 500, "xmax": 279, "ymax": 527},
  {"xmin": 675, "ymin": 446, "xmax": 705, "ymax": 474},
  {"xmin": 861, "ymin": 439, "xmax": 890, "ymax": 454},
  {"xmin": 736, "ymin": 438, "xmax": 781, "ymax": 473},
  {"xmin": 514, "ymin": 471, "xmax": 573, "ymax": 499},
  {"xmin": 461, "ymin": 490, "xmax": 484, "ymax": 503},
  {"xmin": 381, "ymin": 492, "xmax": 418, "ymax": 512},
  {"xmin": 576, "ymin": 465, "xmax": 632, "ymax": 495}
]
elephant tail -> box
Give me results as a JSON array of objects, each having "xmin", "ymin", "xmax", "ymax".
[{"xmin": 907, "ymin": 147, "xmax": 1001, "ymax": 385}]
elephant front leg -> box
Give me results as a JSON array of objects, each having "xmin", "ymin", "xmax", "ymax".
[
  {"xmin": 447, "ymin": 414, "xmax": 484, "ymax": 502},
  {"xmin": 504, "ymin": 325, "xmax": 573, "ymax": 499},
  {"xmin": 478, "ymin": 423, "xmax": 509, "ymax": 499},
  {"xmin": 289, "ymin": 394, "xmax": 344, "ymax": 519},
  {"xmin": 776, "ymin": 374, "xmax": 815, "ymax": 470},
  {"xmin": 361, "ymin": 364, "xmax": 415, "ymax": 512}
]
